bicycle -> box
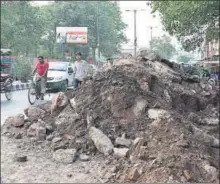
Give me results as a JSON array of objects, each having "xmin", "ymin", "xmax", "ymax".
[
  {"xmin": 28, "ymin": 76, "xmax": 42, "ymax": 105},
  {"xmin": 1, "ymin": 76, "xmax": 13, "ymax": 101}
]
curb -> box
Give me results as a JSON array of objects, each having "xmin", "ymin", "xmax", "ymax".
[{"xmin": 12, "ymin": 83, "xmax": 31, "ymax": 91}]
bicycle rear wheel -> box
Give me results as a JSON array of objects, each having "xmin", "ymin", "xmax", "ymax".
[
  {"xmin": 5, "ymin": 78, "xmax": 13, "ymax": 100},
  {"xmin": 28, "ymin": 85, "xmax": 37, "ymax": 105},
  {"xmin": 5, "ymin": 89, "xmax": 12, "ymax": 100}
]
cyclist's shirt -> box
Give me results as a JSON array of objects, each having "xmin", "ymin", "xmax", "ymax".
[{"xmin": 36, "ymin": 61, "xmax": 49, "ymax": 76}]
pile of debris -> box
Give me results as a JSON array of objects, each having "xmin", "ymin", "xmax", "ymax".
[{"xmin": 2, "ymin": 52, "xmax": 219, "ymax": 183}]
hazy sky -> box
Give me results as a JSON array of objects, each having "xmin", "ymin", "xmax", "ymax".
[
  {"xmin": 32, "ymin": 1, "xmax": 172, "ymax": 49},
  {"xmin": 119, "ymin": 1, "xmax": 167, "ymax": 49}
]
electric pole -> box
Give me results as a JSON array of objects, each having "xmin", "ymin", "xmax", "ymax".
[
  {"xmin": 134, "ymin": 10, "xmax": 137, "ymax": 58},
  {"xmin": 126, "ymin": 9, "xmax": 145, "ymax": 58},
  {"xmin": 147, "ymin": 26, "xmax": 158, "ymax": 41},
  {"xmin": 96, "ymin": 2, "xmax": 100, "ymax": 66},
  {"xmin": 146, "ymin": 1, "xmax": 158, "ymax": 41}
]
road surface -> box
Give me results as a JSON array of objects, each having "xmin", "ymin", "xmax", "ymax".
[{"xmin": 1, "ymin": 90, "xmax": 54, "ymax": 125}]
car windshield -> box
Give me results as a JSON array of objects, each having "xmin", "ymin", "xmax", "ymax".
[{"xmin": 48, "ymin": 62, "xmax": 67, "ymax": 71}]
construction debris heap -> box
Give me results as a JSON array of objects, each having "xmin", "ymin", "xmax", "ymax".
[{"xmin": 2, "ymin": 51, "xmax": 219, "ymax": 183}]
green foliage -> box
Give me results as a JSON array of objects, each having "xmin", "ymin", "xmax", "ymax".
[
  {"xmin": 1, "ymin": 2, "xmax": 44, "ymax": 55},
  {"xmin": 177, "ymin": 54, "xmax": 193, "ymax": 63},
  {"xmin": 149, "ymin": 35, "xmax": 176, "ymax": 60},
  {"xmin": 14, "ymin": 56, "xmax": 33, "ymax": 82},
  {"xmin": 1, "ymin": 1, "xmax": 127, "ymax": 59},
  {"xmin": 152, "ymin": 1, "xmax": 219, "ymax": 51}
]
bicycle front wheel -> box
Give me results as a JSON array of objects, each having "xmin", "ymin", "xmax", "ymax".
[{"xmin": 28, "ymin": 85, "xmax": 37, "ymax": 105}]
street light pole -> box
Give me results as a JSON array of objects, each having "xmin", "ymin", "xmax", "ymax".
[
  {"xmin": 134, "ymin": 10, "xmax": 137, "ymax": 58},
  {"xmin": 96, "ymin": 2, "xmax": 100, "ymax": 65},
  {"xmin": 147, "ymin": 26, "xmax": 158, "ymax": 41},
  {"xmin": 126, "ymin": 9, "xmax": 145, "ymax": 58}
]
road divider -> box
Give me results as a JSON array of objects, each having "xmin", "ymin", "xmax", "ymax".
[{"xmin": 12, "ymin": 82, "xmax": 31, "ymax": 91}]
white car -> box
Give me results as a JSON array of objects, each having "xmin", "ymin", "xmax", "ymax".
[{"xmin": 46, "ymin": 62, "xmax": 74, "ymax": 91}]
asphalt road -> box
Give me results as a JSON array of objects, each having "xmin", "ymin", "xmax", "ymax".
[{"xmin": 1, "ymin": 90, "xmax": 54, "ymax": 125}]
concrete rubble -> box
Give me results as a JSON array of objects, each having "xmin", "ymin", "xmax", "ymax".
[{"xmin": 1, "ymin": 50, "xmax": 219, "ymax": 183}]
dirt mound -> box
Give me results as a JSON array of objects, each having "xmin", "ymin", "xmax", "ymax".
[{"xmin": 2, "ymin": 57, "xmax": 219, "ymax": 183}]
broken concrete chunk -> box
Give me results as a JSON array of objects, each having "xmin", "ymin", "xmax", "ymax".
[
  {"xmin": 176, "ymin": 140, "xmax": 190, "ymax": 148},
  {"xmin": 212, "ymin": 139, "xmax": 219, "ymax": 148},
  {"xmin": 52, "ymin": 137, "xmax": 62, "ymax": 143},
  {"xmin": 27, "ymin": 123, "xmax": 40, "ymax": 137},
  {"xmin": 14, "ymin": 153, "xmax": 27, "ymax": 162},
  {"xmin": 164, "ymin": 90, "xmax": 171, "ymax": 102},
  {"xmin": 148, "ymin": 109, "xmax": 170, "ymax": 120},
  {"xmin": 191, "ymin": 124, "xmax": 219, "ymax": 148},
  {"xmin": 150, "ymin": 119, "xmax": 163, "ymax": 127},
  {"xmin": 138, "ymin": 146, "xmax": 148, "ymax": 160},
  {"xmin": 79, "ymin": 154, "xmax": 90, "ymax": 161},
  {"xmin": 127, "ymin": 168, "xmax": 140, "ymax": 181},
  {"xmin": 203, "ymin": 164, "xmax": 218, "ymax": 179},
  {"xmin": 36, "ymin": 126, "xmax": 46, "ymax": 140},
  {"xmin": 46, "ymin": 124, "xmax": 53, "ymax": 132},
  {"xmin": 5, "ymin": 114, "xmax": 25, "ymax": 127},
  {"xmin": 27, "ymin": 123, "xmax": 46, "ymax": 140},
  {"xmin": 53, "ymin": 149, "xmax": 77, "ymax": 164},
  {"xmin": 27, "ymin": 107, "xmax": 45, "ymax": 122},
  {"xmin": 86, "ymin": 112, "xmax": 93, "ymax": 127},
  {"xmin": 46, "ymin": 135, "xmax": 54, "ymax": 141},
  {"xmin": 70, "ymin": 98, "xmax": 77, "ymax": 109},
  {"xmin": 133, "ymin": 98, "xmax": 147, "ymax": 116},
  {"xmin": 203, "ymin": 118, "xmax": 219, "ymax": 126},
  {"xmin": 15, "ymin": 133, "xmax": 23, "ymax": 139},
  {"xmin": 113, "ymin": 148, "xmax": 129, "ymax": 158},
  {"xmin": 89, "ymin": 126, "xmax": 113, "ymax": 156},
  {"xmin": 51, "ymin": 92, "xmax": 69, "ymax": 114},
  {"xmin": 115, "ymin": 137, "xmax": 132, "ymax": 147},
  {"xmin": 133, "ymin": 137, "xmax": 141, "ymax": 147}
]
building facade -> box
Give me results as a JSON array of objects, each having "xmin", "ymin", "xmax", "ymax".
[{"xmin": 202, "ymin": 39, "xmax": 219, "ymax": 60}]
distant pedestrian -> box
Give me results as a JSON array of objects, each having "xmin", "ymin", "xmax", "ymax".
[
  {"xmin": 87, "ymin": 56, "xmax": 93, "ymax": 64},
  {"xmin": 107, "ymin": 58, "xmax": 113, "ymax": 66},
  {"xmin": 73, "ymin": 52, "xmax": 88, "ymax": 89}
]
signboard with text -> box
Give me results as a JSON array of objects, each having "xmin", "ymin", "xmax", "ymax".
[{"xmin": 56, "ymin": 27, "xmax": 88, "ymax": 44}]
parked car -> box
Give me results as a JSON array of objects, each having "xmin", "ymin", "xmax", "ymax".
[{"xmin": 46, "ymin": 62, "xmax": 74, "ymax": 91}]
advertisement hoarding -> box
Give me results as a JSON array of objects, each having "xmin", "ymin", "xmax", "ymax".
[{"xmin": 56, "ymin": 27, "xmax": 88, "ymax": 44}]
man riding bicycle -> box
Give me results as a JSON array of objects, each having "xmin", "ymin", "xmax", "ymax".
[{"xmin": 32, "ymin": 56, "xmax": 49, "ymax": 100}]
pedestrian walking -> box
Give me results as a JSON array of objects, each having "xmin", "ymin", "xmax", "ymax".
[{"xmin": 73, "ymin": 52, "xmax": 89, "ymax": 89}]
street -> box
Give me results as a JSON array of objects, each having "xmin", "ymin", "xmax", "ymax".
[{"xmin": 1, "ymin": 90, "xmax": 54, "ymax": 125}]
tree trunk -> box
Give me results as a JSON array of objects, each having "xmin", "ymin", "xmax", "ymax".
[
  {"xmin": 49, "ymin": 48, "xmax": 52, "ymax": 58},
  {"xmin": 35, "ymin": 45, "xmax": 38, "ymax": 57},
  {"xmin": 25, "ymin": 48, "xmax": 29, "ymax": 57},
  {"xmin": 51, "ymin": 44, "xmax": 54, "ymax": 58},
  {"xmin": 92, "ymin": 47, "xmax": 96, "ymax": 62}
]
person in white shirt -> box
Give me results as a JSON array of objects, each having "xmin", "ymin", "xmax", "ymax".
[{"xmin": 73, "ymin": 52, "xmax": 88, "ymax": 89}]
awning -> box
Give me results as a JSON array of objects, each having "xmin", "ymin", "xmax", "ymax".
[{"xmin": 0, "ymin": 49, "xmax": 12, "ymax": 56}]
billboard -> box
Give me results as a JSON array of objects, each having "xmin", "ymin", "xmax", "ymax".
[{"xmin": 56, "ymin": 27, "xmax": 88, "ymax": 44}]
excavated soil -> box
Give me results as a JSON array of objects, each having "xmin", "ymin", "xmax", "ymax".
[{"xmin": 1, "ymin": 58, "xmax": 219, "ymax": 183}]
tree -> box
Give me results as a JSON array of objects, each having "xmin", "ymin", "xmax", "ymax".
[
  {"xmin": 177, "ymin": 54, "xmax": 193, "ymax": 63},
  {"xmin": 149, "ymin": 35, "xmax": 176, "ymax": 60},
  {"xmin": 1, "ymin": 1, "xmax": 127, "ymax": 60},
  {"xmin": 49, "ymin": 1, "xmax": 127, "ymax": 60},
  {"xmin": 14, "ymin": 56, "xmax": 33, "ymax": 82},
  {"xmin": 1, "ymin": 1, "xmax": 44, "ymax": 56},
  {"xmin": 152, "ymin": 1, "xmax": 219, "ymax": 51}
]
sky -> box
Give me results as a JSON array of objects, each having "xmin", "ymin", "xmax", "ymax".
[{"xmin": 119, "ymin": 1, "xmax": 167, "ymax": 49}]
